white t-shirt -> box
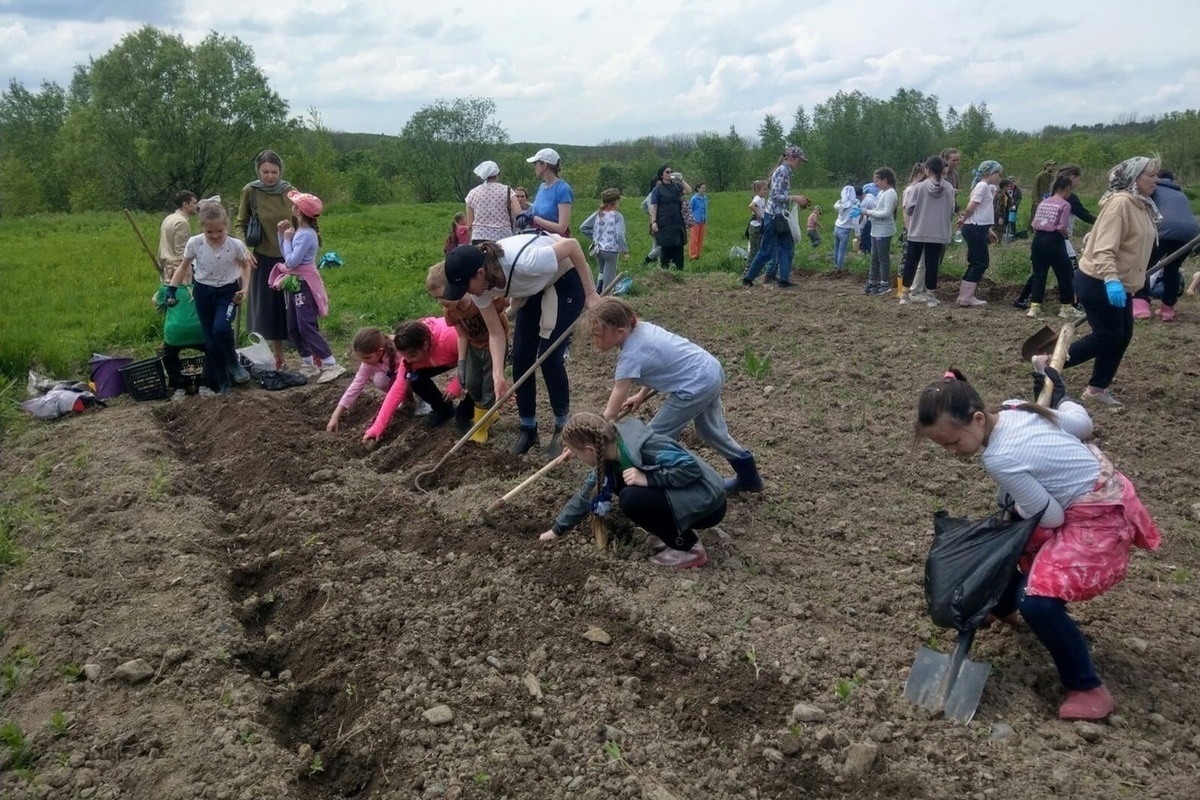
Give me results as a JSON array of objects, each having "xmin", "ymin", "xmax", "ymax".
[
  {"xmin": 184, "ymin": 234, "xmax": 248, "ymax": 287},
  {"xmin": 471, "ymin": 234, "xmax": 563, "ymax": 308},
  {"xmin": 965, "ymin": 181, "xmax": 997, "ymax": 226},
  {"xmin": 749, "ymin": 195, "xmax": 766, "ymax": 228},
  {"xmin": 615, "ymin": 320, "xmax": 722, "ymax": 400}
]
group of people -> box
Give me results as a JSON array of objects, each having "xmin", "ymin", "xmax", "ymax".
[{"xmin": 148, "ymin": 141, "xmax": 1177, "ymax": 724}]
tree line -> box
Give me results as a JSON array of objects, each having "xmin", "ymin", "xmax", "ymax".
[{"xmin": 4, "ymin": 25, "xmax": 1198, "ymax": 216}]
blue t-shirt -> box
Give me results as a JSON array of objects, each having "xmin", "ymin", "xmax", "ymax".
[
  {"xmin": 531, "ymin": 179, "xmax": 574, "ymax": 225},
  {"xmin": 615, "ymin": 321, "xmax": 722, "ymax": 400}
]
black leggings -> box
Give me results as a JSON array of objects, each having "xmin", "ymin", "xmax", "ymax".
[
  {"xmin": 512, "ymin": 269, "xmax": 584, "ymax": 423},
  {"xmin": 617, "ymin": 485, "xmax": 726, "ymax": 551},
  {"xmin": 1029, "ymin": 230, "xmax": 1075, "ymax": 304},
  {"xmin": 410, "ymin": 364, "xmax": 454, "ymax": 416},
  {"xmin": 1133, "ymin": 237, "xmax": 1189, "ymax": 307},
  {"xmin": 902, "ymin": 241, "xmax": 945, "ymax": 290}
]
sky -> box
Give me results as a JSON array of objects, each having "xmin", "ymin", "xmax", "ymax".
[{"xmin": 3, "ymin": 0, "xmax": 1200, "ymax": 146}]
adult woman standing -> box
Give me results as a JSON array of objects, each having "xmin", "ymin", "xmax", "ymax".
[
  {"xmin": 525, "ymin": 148, "xmax": 573, "ymax": 236},
  {"xmin": 649, "ymin": 165, "xmax": 692, "ymax": 271},
  {"xmin": 899, "ymin": 155, "xmax": 956, "ymax": 307},
  {"xmin": 956, "ymin": 160, "xmax": 1003, "ymax": 307},
  {"xmin": 464, "ymin": 160, "xmax": 523, "ymax": 243},
  {"xmin": 1064, "ymin": 156, "xmax": 1162, "ymax": 408},
  {"xmin": 235, "ymin": 150, "xmax": 294, "ymax": 369}
]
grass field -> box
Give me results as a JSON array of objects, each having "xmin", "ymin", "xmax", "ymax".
[{"xmin": 0, "ymin": 188, "xmax": 1066, "ymax": 382}]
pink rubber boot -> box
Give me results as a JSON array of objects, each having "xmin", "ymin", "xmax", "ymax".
[
  {"xmin": 1132, "ymin": 297, "xmax": 1152, "ymax": 319},
  {"xmin": 1058, "ymin": 685, "xmax": 1114, "ymax": 720}
]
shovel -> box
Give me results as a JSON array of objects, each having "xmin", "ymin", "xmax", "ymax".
[{"xmin": 906, "ymin": 324, "xmax": 1077, "ymax": 723}]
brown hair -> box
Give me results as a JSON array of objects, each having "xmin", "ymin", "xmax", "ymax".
[
  {"xmin": 562, "ymin": 412, "xmax": 618, "ymax": 491},
  {"xmin": 913, "ymin": 368, "xmax": 1055, "ymax": 447},
  {"xmin": 393, "ymin": 320, "xmax": 433, "ymax": 354},
  {"xmin": 600, "ymin": 188, "xmax": 621, "ymax": 206},
  {"xmin": 352, "ymin": 327, "xmax": 400, "ymax": 371},
  {"xmin": 477, "ymin": 241, "xmax": 508, "ymax": 290},
  {"xmin": 907, "ymin": 162, "xmax": 926, "ymax": 186},
  {"xmin": 874, "ymin": 167, "xmax": 896, "ymax": 187},
  {"xmin": 291, "ymin": 211, "xmax": 322, "ymax": 245},
  {"xmin": 197, "ymin": 198, "xmax": 228, "ymax": 226},
  {"xmin": 1056, "ymin": 164, "xmax": 1082, "ymax": 179},
  {"xmin": 589, "ymin": 297, "xmax": 638, "ymax": 333}
]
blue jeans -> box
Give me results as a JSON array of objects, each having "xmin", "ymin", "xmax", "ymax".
[
  {"xmin": 512, "ymin": 269, "xmax": 584, "ymax": 427},
  {"xmin": 648, "ymin": 369, "xmax": 746, "ymax": 462},
  {"xmin": 742, "ymin": 214, "xmax": 794, "ymax": 283},
  {"xmin": 193, "ymin": 280, "xmax": 240, "ymax": 391},
  {"xmin": 833, "ymin": 226, "xmax": 852, "ymax": 270},
  {"xmin": 993, "ymin": 573, "xmax": 1100, "ymax": 691}
]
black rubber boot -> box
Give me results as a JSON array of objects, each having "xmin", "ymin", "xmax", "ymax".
[
  {"xmin": 723, "ymin": 452, "xmax": 764, "ymax": 493},
  {"xmin": 542, "ymin": 425, "xmax": 564, "ymax": 460},
  {"xmin": 454, "ymin": 397, "xmax": 475, "ymax": 433},
  {"xmin": 425, "ymin": 401, "xmax": 455, "ymax": 429},
  {"xmin": 509, "ymin": 426, "xmax": 539, "ymax": 455}
]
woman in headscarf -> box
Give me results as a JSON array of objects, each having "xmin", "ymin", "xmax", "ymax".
[
  {"xmin": 464, "ymin": 160, "xmax": 523, "ymax": 244},
  {"xmin": 1061, "ymin": 156, "xmax": 1161, "ymax": 409},
  {"xmin": 235, "ymin": 149, "xmax": 294, "ymax": 369},
  {"xmin": 955, "ymin": 159, "xmax": 1003, "ymax": 307}
]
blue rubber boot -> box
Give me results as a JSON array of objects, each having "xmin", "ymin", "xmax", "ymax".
[{"xmin": 724, "ymin": 453, "xmax": 764, "ymax": 493}]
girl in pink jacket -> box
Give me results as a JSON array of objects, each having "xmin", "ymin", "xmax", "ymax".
[
  {"xmin": 362, "ymin": 317, "xmax": 462, "ymax": 445},
  {"xmin": 915, "ymin": 366, "xmax": 1160, "ymax": 722}
]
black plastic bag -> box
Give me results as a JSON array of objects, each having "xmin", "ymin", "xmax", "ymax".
[
  {"xmin": 924, "ymin": 507, "xmax": 1043, "ymax": 632},
  {"xmin": 250, "ymin": 367, "xmax": 308, "ymax": 391}
]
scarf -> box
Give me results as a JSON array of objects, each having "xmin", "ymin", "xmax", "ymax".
[{"xmin": 1101, "ymin": 156, "xmax": 1163, "ymax": 224}]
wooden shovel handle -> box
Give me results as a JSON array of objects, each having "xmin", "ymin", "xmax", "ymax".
[{"xmin": 1036, "ymin": 323, "xmax": 1075, "ymax": 407}]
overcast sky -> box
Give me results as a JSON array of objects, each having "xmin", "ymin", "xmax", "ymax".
[{"xmin": 3, "ymin": 0, "xmax": 1199, "ymax": 146}]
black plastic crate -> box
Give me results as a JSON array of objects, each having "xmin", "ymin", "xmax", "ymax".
[{"xmin": 118, "ymin": 356, "xmax": 171, "ymax": 401}]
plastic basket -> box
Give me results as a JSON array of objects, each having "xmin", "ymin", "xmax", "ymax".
[
  {"xmin": 118, "ymin": 356, "xmax": 172, "ymax": 401},
  {"xmin": 179, "ymin": 354, "xmax": 206, "ymax": 395}
]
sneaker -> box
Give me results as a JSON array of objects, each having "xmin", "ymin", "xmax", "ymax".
[
  {"xmin": 925, "ymin": 295, "xmax": 940, "ymax": 308},
  {"xmin": 741, "ymin": 278, "xmax": 754, "ymax": 288},
  {"xmin": 1059, "ymin": 304, "xmax": 1087, "ymax": 321},
  {"xmin": 764, "ymin": 274, "xmax": 778, "ymax": 285},
  {"xmin": 649, "ymin": 541, "xmax": 708, "ymax": 569},
  {"xmin": 875, "ymin": 283, "xmax": 894, "ymax": 296},
  {"xmin": 414, "ymin": 400, "xmax": 433, "ymax": 417},
  {"xmin": 1058, "ymin": 685, "xmax": 1114, "ymax": 721},
  {"xmin": 1030, "ymin": 354, "xmax": 1049, "ymax": 375},
  {"xmin": 298, "ymin": 363, "xmax": 321, "ymax": 378},
  {"xmin": 317, "ymin": 364, "xmax": 346, "ymax": 384},
  {"xmin": 1012, "ymin": 298, "xmax": 1030, "ymax": 310},
  {"xmin": 1160, "ymin": 304, "xmax": 1176, "ymax": 322},
  {"xmin": 1083, "ymin": 386, "xmax": 1123, "ymax": 408},
  {"xmin": 898, "ymin": 291, "xmax": 913, "ymax": 306},
  {"xmin": 863, "ymin": 283, "xmax": 875, "ymax": 295},
  {"xmin": 1026, "ymin": 303, "xmax": 1042, "ymax": 318},
  {"xmin": 777, "ymin": 280, "xmax": 795, "ymax": 289}
]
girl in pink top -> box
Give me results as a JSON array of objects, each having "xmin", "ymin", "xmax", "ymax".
[
  {"xmin": 1026, "ymin": 175, "xmax": 1079, "ymax": 318},
  {"xmin": 362, "ymin": 317, "xmax": 462, "ymax": 445},
  {"xmin": 327, "ymin": 327, "xmax": 403, "ymax": 433}
]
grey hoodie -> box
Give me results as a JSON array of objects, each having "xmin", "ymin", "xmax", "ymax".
[{"xmin": 904, "ymin": 179, "xmax": 957, "ymax": 244}]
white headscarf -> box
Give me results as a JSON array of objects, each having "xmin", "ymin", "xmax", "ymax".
[{"xmin": 473, "ymin": 161, "xmax": 500, "ymax": 181}]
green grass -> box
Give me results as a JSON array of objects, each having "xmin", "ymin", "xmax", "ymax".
[{"xmin": 0, "ymin": 189, "xmax": 1095, "ymax": 382}]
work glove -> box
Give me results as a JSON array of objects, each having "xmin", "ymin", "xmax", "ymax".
[
  {"xmin": 165, "ymin": 285, "xmax": 178, "ymax": 307},
  {"xmin": 1031, "ymin": 366, "xmax": 1070, "ymax": 409},
  {"xmin": 516, "ymin": 211, "xmax": 535, "ymax": 229},
  {"xmin": 1104, "ymin": 279, "xmax": 1126, "ymax": 307},
  {"xmin": 457, "ymin": 359, "xmax": 467, "ymax": 386}
]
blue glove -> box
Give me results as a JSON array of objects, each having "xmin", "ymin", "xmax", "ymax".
[
  {"xmin": 1105, "ymin": 279, "xmax": 1126, "ymax": 307},
  {"xmin": 849, "ymin": 207, "xmax": 862, "ymax": 219}
]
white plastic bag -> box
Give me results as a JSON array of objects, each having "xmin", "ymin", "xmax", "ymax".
[
  {"xmin": 236, "ymin": 332, "xmax": 275, "ymax": 370},
  {"xmin": 787, "ymin": 203, "xmax": 803, "ymax": 241}
]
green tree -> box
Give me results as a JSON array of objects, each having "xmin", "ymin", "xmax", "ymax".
[
  {"xmin": 755, "ymin": 114, "xmax": 786, "ymax": 177},
  {"xmin": 788, "ymin": 105, "xmax": 811, "ymax": 147},
  {"xmin": 287, "ymin": 109, "xmax": 346, "ymax": 202},
  {"xmin": 58, "ymin": 26, "xmax": 291, "ymax": 211},
  {"xmin": 946, "ymin": 102, "xmax": 998, "ymax": 161},
  {"xmin": 693, "ymin": 126, "xmax": 748, "ymax": 192},
  {"xmin": 810, "ymin": 90, "xmax": 878, "ymax": 182},
  {"xmin": 0, "ymin": 79, "xmax": 69, "ymax": 214},
  {"xmin": 397, "ymin": 96, "xmax": 508, "ymax": 203}
]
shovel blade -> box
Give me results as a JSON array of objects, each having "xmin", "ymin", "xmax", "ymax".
[
  {"xmin": 1021, "ymin": 325, "xmax": 1059, "ymax": 361},
  {"xmin": 904, "ymin": 645, "xmax": 991, "ymax": 724}
]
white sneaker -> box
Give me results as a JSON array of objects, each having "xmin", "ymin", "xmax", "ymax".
[
  {"xmin": 925, "ymin": 295, "xmax": 940, "ymax": 308},
  {"xmin": 1027, "ymin": 303, "xmax": 1042, "ymax": 318},
  {"xmin": 1059, "ymin": 305, "xmax": 1087, "ymax": 321},
  {"xmin": 1083, "ymin": 387, "xmax": 1123, "ymax": 408},
  {"xmin": 317, "ymin": 364, "xmax": 346, "ymax": 384},
  {"xmin": 298, "ymin": 363, "xmax": 321, "ymax": 378},
  {"xmin": 898, "ymin": 291, "xmax": 913, "ymax": 305},
  {"xmin": 414, "ymin": 400, "xmax": 433, "ymax": 417}
]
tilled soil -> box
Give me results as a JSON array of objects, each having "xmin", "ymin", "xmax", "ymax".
[{"xmin": 2, "ymin": 267, "xmax": 1200, "ymax": 800}]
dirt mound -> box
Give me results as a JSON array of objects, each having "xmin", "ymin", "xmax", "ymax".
[{"xmin": 3, "ymin": 270, "xmax": 1200, "ymax": 799}]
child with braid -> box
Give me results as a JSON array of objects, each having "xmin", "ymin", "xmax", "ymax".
[
  {"xmin": 588, "ymin": 297, "xmax": 764, "ymax": 493},
  {"xmin": 539, "ymin": 412, "xmax": 726, "ymax": 569},
  {"xmin": 361, "ymin": 318, "xmax": 463, "ymax": 446}
]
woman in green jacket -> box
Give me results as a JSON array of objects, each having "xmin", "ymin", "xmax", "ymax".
[{"xmin": 235, "ymin": 149, "xmax": 294, "ymax": 370}]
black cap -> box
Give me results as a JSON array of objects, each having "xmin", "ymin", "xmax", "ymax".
[{"xmin": 442, "ymin": 246, "xmax": 485, "ymax": 300}]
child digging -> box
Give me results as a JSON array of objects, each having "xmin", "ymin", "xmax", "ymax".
[
  {"xmin": 361, "ymin": 318, "xmax": 463, "ymax": 447},
  {"xmin": 539, "ymin": 412, "xmax": 726, "ymax": 569},
  {"xmin": 588, "ymin": 297, "xmax": 764, "ymax": 493},
  {"xmin": 326, "ymin": 327, "xmax": 403, "ymax": 433},
  {"xmin": 426, "ymin": 262, "xmax": 510, "ymax": 443}
]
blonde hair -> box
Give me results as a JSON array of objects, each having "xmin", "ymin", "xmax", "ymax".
[
  {"xmin": 198, "ymin": 198, "xmax": 228, "ymax": 226},
  {"xmin": 426, "ymin": 262, "xmax": 447, "ymax": 296},
  {"xmin": 562, "ymin": 412, "xmax": 618, "ymax": 490},
  {"xmin": 589, "ymin": 297, "xmax": 638, "ymax": 333},
  {"xmin": 753, "ymin": 180, "xmax": 768, "ymax": 192}
]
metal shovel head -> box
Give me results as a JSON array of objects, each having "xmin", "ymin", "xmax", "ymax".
[
  {"xmin": 1020, "ymin": 325, "xmax": 1059, "ymax": 361},
  {"xmin": 904, "ymin": 644, "xmax": 991, "ymax": 724}
]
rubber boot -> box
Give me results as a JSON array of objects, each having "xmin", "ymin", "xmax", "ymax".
[
  {"xmin": 957, "ymin": 280, "xmax": 987, "ymax": 307},
  {"xmin": 454, "ymin": 397, "xmax": 475, "ymax": 433},
  {"xmin": 509, "ymin": 426, "xmax": 539, "ymax": 455},
  {"xmin": 724, "ymin": 453, "xmax": 764, "ymax": 493},
  {"xmin": 1058, "ymin": 685, "xmax": 1114, "ymax": 721},
  {"xmin": 1132, "ymin": 297, "xmax": 1152, "ymax": 319},
  {"xmin": 469, "ymin": 405, "xmax": 494, "ymax": 444},
  {"xmin": 542, "ymin": 425, "xmax": 564, "ymax": 460}
]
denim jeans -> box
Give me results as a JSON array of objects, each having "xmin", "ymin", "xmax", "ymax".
[
  {"xmin": 192, "ymin": 280, "xmax": 241, "ymax": 390},
  {"xmin": 512, "ymin": 269, "xmax": 584, "ymax": 426},
  {"xmin": 833, "ymin": 226, "xmax": 852, "ymax": 270},
  {"xmin": 742, "ymin": 214, "xmax": 795, "ymax": 283},
  {"xmin": 992, "ymin": 572, "xmax": 1101, "ymax": 691},
  {"xmin": 648, "ymin": 371, "xmax": 746, "ymax": 462}
]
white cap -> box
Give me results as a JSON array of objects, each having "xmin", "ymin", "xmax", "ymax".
[
  {"xmin": 526, "ymin": 147, "xmax": 561, "ymax": 166},
  {"xmin": 473, "ymin": 160, "xmax": 500, "ymax": 180}
]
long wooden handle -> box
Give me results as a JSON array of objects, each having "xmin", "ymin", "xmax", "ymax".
[
  {"xmin": 1036, "ymin": 323, "xmax": 1075, "ymax": 407},
  {"xmin": 124, "ymin": 209, "xmax": 163, "ymax": 278},
  {"xmin": 486, "ymin": 453, "xmax": 570, "ymax": 513}
]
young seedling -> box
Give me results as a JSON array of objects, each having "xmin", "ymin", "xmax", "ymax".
[
  {"xmin": 602, "ymin": 740, "xmax": 623, "ymax": 762},
  {"xmin": 57, "ymin": 663, "xmax": 83, "ymax": 683},
  {"xmin": 744, "ymin": 646, "xmax": 761, "ymax": 681},
  {"xmin": 309, "ymin": 753, "xmax": 325, "ymax": 776},
  {"xmin": 741, "ymin": 346, "xmax": 773, "ymax": 380},
  {"xmin": 0, "ymin": 720, "xmax": 36, "ymax": 772},
  {"xmin": 47, "ymin": 710, "xmax": 69, "ymax": 738},
  {"xmin": 473, "ymin": 771, "xmax": 491, "ymax": 787}
]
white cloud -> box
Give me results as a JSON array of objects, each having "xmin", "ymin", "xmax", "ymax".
[{"xmin": 1, "ymin": 0, "xmax": 1198, "ymax": 143}]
